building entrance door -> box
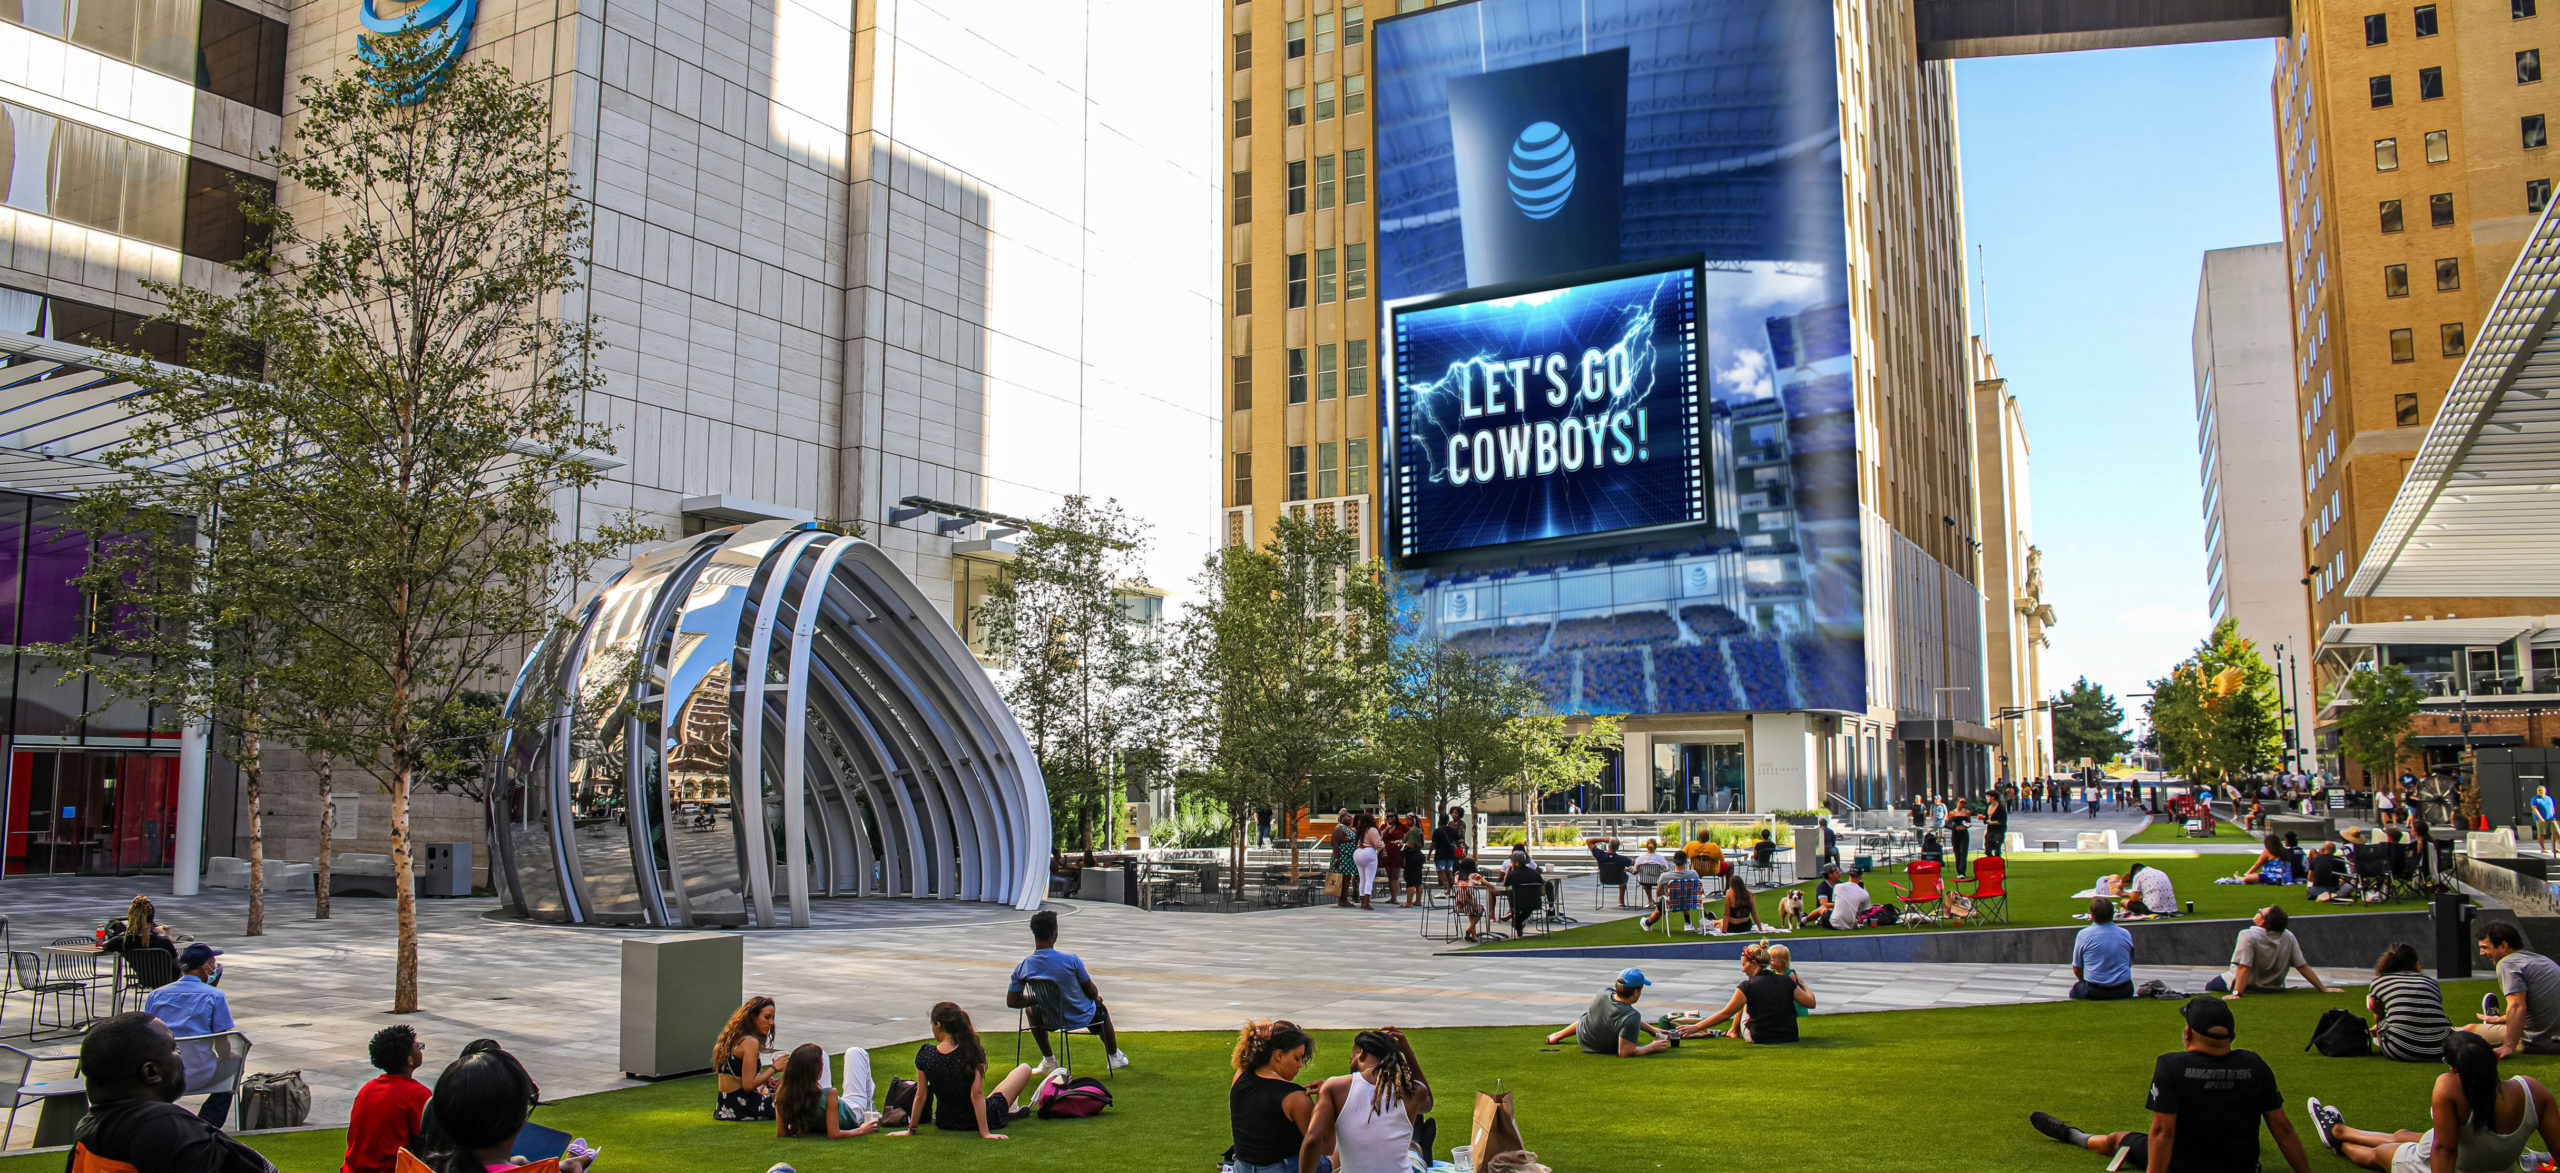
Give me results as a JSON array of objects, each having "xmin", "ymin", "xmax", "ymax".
[
  {"xmin": 3, "ymin": 751, "xmax": 181, "ymax": 875},
  {"xmin": 1653, "ymin": 741, "xmax": 1745, "ymax": 812}
]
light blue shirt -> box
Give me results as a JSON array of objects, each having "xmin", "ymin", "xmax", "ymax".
[
  {"xmin": 2072, "ymin": 923, "xmax": 2135, "ymax": 987},
  {"xmin": 143, "ymin": 973, "xmax": 234, "ymax": 1038},
  {"xmin": 2534, "ymin": 794, "xmax": 2556, "ymax": 821},
  {"xmin": 1008, "ymin": 948, "xmax": 1096, "ymax": 1030}
]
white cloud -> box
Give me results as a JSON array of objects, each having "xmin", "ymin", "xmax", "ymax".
[
  {"xmin": 1718, "ymin": 347, "xmax": 1773, "ymax": 401},
  {"xmin": 2113, "ymin": 604, "xmax": 2211, "ymax": 635}
]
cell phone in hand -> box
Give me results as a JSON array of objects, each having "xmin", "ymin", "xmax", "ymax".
[{"xmin": 565, "ymin": 1139, "xmax": 600, "ymax": 1160}]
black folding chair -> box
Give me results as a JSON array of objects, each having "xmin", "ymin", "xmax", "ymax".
[
  {"xmin": 118, "ymin": 948, "xmax": 179, "ymax": 1015},
  {"xmin": 1010, "ymin": 979, "xmax": 1109, "ymax": 1081}
]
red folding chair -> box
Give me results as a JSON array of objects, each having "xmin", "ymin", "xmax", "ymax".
[
  {"xmin": 1885, "ymin": 860, "xmax": 1945, "ymax": 914},
  {"xmin": 1961, "ymin": 856, "xmax": 2009, "ymax": 923}
]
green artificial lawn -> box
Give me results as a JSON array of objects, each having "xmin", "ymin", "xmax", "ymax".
[
  {"xmin": 1475, "ymin": 852, "xmax": 2370, "ymax": 952},
  {"xmin": 2127, "ymin": 818, "xmax": 2257, "ymax": 843},
  {"xmin": 3, "ymin": 986, "xmax": 2527, "ymax": 1172}
]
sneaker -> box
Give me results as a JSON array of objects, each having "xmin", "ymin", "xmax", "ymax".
[
  {"xmin": 2307, "ymin": 1097, "xmax": 2343, "ymax": 1154},
  {"xmin": 2488, "ymin": 992, "xmax": 2506, "ymax": 1019},
  {"xmin": 1639, "ymin": 910, "xmax": 1660, "ymax": 931},
  {"xmin": 1108, "ymin": 1050, "xmax": 1132, "ymax": 1071},
  {"xmin": 2030, "ymin": 1111, "xmax": 2076, "ymax": 1146},
  {"xmin": 1031, "ymin": 1055, "xmax": 1060, "ymax": 1077}
]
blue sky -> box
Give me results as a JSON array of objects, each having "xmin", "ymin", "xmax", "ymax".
[{"xmin": 1953, "ymin": 40, "xmax": 2284, "ymax": 714}]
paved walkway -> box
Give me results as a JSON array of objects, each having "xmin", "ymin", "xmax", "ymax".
[{"xmin": 0, "ymin": 870, "xmax": 2377, "ymax": 1146}]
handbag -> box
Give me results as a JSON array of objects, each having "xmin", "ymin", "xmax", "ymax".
[
  {"xmin": 2307, "ymin": 1008, "xmax": 2372, "ymax": 1058},
  {"xmin": 1323, "ymin": 873, "xmax": 1346, "ymax": 897},
  {"xmin": 237, "ymin": 1069, "xmax": 311, "ymax": 1130}
]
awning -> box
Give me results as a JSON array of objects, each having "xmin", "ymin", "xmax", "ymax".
[
  {"xmin": 2323, "ymin": 617, "xmax": 2550, "ymax": 649},
  {"xmin": 2410, "ymin": 734, "xmax": 2527, "ymax": 747},
  {"xmin": 2348, "ymin": 204, "xmax": 2560, "ymax": 598},
  {"xmin": 0, "ymin": 331, "xmax": 226, "ymax": 497},
  {"xmin": 1895, "ymin": 719, "xmax": 2000, "ymax": 746}
]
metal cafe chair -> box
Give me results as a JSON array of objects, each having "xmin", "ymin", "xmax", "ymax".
[{"xmin": 4, "ymin": 954, "xmax": 87, "ymax": 1042}]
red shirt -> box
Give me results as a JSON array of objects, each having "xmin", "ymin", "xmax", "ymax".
[{"xmin": 343, "ymin": 1072, "xmax": 431, "ymax": 1173}]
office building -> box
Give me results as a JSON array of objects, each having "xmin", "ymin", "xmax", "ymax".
[
  {"xmin": 0, "ymin": 0, "xmax": 1221, "ymax": 876},
  {"xmin": 2192, "ymin": 243, "xmax": 2315, "ymax": 745},
  {"xmin": 1971, "ymin": 342, "xmax": 2057, "ymax": 786}
]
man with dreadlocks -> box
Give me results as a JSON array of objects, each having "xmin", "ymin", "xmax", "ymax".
[{"xmin": 1298, "ymin": 1028, "xmax": 1433, "ymax": 1173}]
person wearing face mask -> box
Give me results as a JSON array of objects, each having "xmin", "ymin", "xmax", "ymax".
[
  {"xmin": 144, "ymin": 943, "xmax": 241, "ymax": 1128},
  {"xmin": 67, "ymin": 1011, "xmax": 275, "ymax": 1171}
]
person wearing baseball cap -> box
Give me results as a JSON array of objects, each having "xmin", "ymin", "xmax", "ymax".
[
  {"xmin": 1541, "ymin": 968, "xmax": 1675, "ymax": 1057},
  {"xmin": 2028, "ymin": 997, "xmax": 2315, "ymax": 1173},
  {"xmin": 143, "ymin": 942, "xmax": 241, "ymax": 1127}
]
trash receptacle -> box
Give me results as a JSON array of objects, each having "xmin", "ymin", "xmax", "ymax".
[
  {"xmin": 423, "ymin": 842, "xmax": 472, "ymax": 897},
  {"xmin": 2434, "ymin": 894, "xmax": 2475, "ymax": 979}
]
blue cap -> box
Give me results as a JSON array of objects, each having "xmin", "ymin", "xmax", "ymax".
[
  {"xmin": 1617, "ymin": 967, "xmax": 1651, "ymax": 989},
  {"xmin": 178, "ymin": 943, "xmax": 222, "ymax": 970}
]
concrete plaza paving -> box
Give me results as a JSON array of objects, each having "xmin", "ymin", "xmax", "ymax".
[{"xmin": 0, "ymin": 828, "xmax": 2380, "ymax": 1146}]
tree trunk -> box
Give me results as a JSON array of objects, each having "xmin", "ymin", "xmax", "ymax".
[
  {"xmin": 1230, "ymin": 807, "xmax": 1247, "ymax": 899},
  {"xmin": 393, "ymin": 756, "xmax": 416, "ymax": 1011},
  {"xmin": 242, "ymin": 684, "xmax": 264, "ymax": 937},
  {"xmin": 314, "ymin": 748, "xmax": 334, "ymax": 919}
]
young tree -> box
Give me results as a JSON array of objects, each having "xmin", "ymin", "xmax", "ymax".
[
  {"xmin": 2335, "ymin": 662, "xmax": 2423, "ymax": 789},
  {"xmin": 1371, "ymin": 638, "xmax": 1543, "ymax": 819},
  {"xmin": 2050, "ymin": 676, "xmax": 2131, "ymax": 766},
  {"xmin": 90, "ymin": 39, "xmax": 646, "ymax": 1011},
  {"xmin": 973, "ymin": 496, "xmax": 1170, "ymax": 854},
  {"xmin": 1170, "ymin": 514, "xmax": 1392, "ymax": 884},
  {"xmin": 2145, "ymin": 619, "xmax": 2283, "ymax": 786}
]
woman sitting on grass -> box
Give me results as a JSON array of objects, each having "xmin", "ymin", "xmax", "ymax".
[
  {"xmin": 1715, "ymin": 869, "xmax": 1758, "ymax": 934},
  {"xmin": 409, "ymin": 1044, "xmax": 594, "ymax": 1173},
  {"xmin": 1674, "ymin": 942, "xmax": 1814, "ymax": 1043},
  {"xmin": 2308, "ymin": 1032, "xmax": 2560, "ymax": 1171},
  {"xmin": 774, "ymin": 1043, "xmax": 878, "ymax": 1140},
  {"xmin": 886, "ymin": 1002, "xmax": 1051, "ymax": 1142},
  {"xmin": 1229, "ymin": 1020, "xmax": 1320, "ymax": 1173},
  {"xmin": 2220, "ymin": 834, "xmax": 2293, "ymax": 884},
  {"xmin": 712, "ymin": 996, "xmax": 780, "ymax": 1122},
  {"xmin": 1299, "ymin": 1029, "xmax": 1432, "ymax": 1173},
  {"xmin": 2367, "ymin": 942, "xmax": 2452, "ymax": 1063}
]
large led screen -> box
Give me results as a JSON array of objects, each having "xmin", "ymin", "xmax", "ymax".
[
  {"xmin": 1374, "ymin": 0, "xmax": 1863, "ymax": 717},
  {"xmin": 1393, "ymin": 261, "xmax": 1701, "ymax": 558}
]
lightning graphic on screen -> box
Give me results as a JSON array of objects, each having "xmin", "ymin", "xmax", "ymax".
[{"xmin": 1404, "ymin": 289, "xmax": 1661, "ymax": 484}]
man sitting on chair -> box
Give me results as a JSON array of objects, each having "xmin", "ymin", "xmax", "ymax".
[
  {"xmin": 1637, "ymin": 853, "xmax": 1702, "ymax": 933},
  {"xmin": 1004, "ymin": 909, "xmax": 1130, "ymax": 1074}
]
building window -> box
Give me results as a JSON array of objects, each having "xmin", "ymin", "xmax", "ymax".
[
  {"xmin": 1288, "ymin": 347, "xmax": 1308, "ymax": 403},
  {"xmin": 2420, "ymin": 66, "xmax": 2444, "ymax": 99},
  {"xmin": 1287, "ymin": 88, "xmax": 1305, "ymax": 126},
  {"xmin": 1315, "ymin": 155, "xmax": 1336, "ymax": 209},
  {"xmin": 1, "ymin": 284, "xmax": 239, "ymax": 369},
  {"xmin": 2367, "ymin": 12, "xmax": 2389, "ymax": 42},
  {"xmin": 2532, "ymin": 177, "xmax": 2553, "ymax": 211},
  {"xmin": 1234, "ymin": 264, "xmax": 1251, "ymax": 314},
  {"xmin": 2431, "ymin": 192, "xmax": 2456, "ymax": 226},
  {"xmin": 2391, "ymin": 327, "xmax": 2416, "ymax": 361},
  {"xmin": 1287, "ymin": 161, "xmax": 1306, "ymax": 214},
  {"xmin": 2372, "ymin": 74, "xmax": 2394, "ymax": 106},
  {"xmin": 1287, "ymin": 445, "xmax": 1308, "ymax": 501},
  {"xmin": 1345, "ymin": 242, "xmax": 1367, "ymax": 300},
  {"xmin": 2437, "ymin": 256, "xmax": 2461, "ymax": 289},
  {"xmin": 2395, "ymin": 392, "xmax": 2422, "ymax": 426},
  {"xmin": 1345, "ymin": 75, "xmax": 1366, "ymax": 116},
  {"xmin": 2415, "ymin": 4, "xmax": 2438, "ymax": 35},
  {"xmin": 1286, "ymin": 19, "xmax": 1306, "ymax": 58},
  {"xmin": 1314, "ymin": 80, "xmax": 1336, "ymax": 121},
  {"xmin": 2524, "ymin": 0, "xmax": 2542, "ymax": 17},
  {"xmin": 197, "ymin": 0, "xmax": 288, "ymax": 113},
  {"xmin": 2, "ymin": 0, "xmax": 285, "ymax": 113},
  {"xmin": 2530, "ymin": 114, "xmax": 2551, "ymax": 148},
  {"xmin": 1231, "ymin": 355, "xmax": 1252, "ymax": 410},
  {"xmin": 1233, "ymin": 453, "xmax": 1252, "ymax": 505},
  {"xmin": 2381, "ymin": 199, "xmax": 2406, "ymax": 231},
  {"xmin": 1233, "ymin": 31, "xmax": 1250, "ymax": 71},
  {"xmin": 2443, "ymin": 321, "xmax": 2468, "ymax": 354},
  {"xmin": 1314, "ymin": 12, "xmax": 1335, "ymax": 54},
  {"xmin": 1345, "ymin": 149, "xmax": 1367, "ymax": 203},
  {"xmin": 2527, "ymin": 49, "xmax": 2547, "ymax": 83},
  {"xmin": 1288, "ymin": 252, "xmax": 1307, "ymax": 308},
  {"xmin": 1345, "ymin": 4, "xmax": 1366, "ymax": 45},
  {"xmin": 1316, "ymin": 248, "xmax": 1337, "ymax": 304},
  {"xmin": 1233, "ymin": 99, "xmax": 1251, "ymax": 138},
  {"xmin": 1316, "ymin": 441, "xmax": 1338, "ymax": 498},
  {"xmin": 2425, "ymin": 129, "xmax": 2450, "ymax": 162},
  {"xmin": 1348, "ymin": 339, "xmax": 1369, "ymax": 397},
  {"xmin": 1317, "ymin": 343, "xmax": 1338, "ymax": 401},
  {"xmin": 2376, "ymin": 137, "xmax": 2400, "ymax": 169},
  {"xmin": 1347, "ymin": 438, "xmax": 1369, "ymax": 495},
  {"xmin": 1232, "ymin": 171, "xmax": 1250, "ymax": 224},
  {"xmin": 2384, "ymin": 263, "xmax": 2409, "ymax": 297}
]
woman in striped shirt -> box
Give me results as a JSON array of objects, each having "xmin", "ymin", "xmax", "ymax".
[{"xmin": 2370, "ymin": 941, "xmax": 2454, "ymax": 1062}]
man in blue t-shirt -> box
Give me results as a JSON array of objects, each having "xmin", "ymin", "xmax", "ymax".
[
  {"xmin": 2532, "ymin": 786, "xmax": 2558, "ymax": 856},
  {"xmin": 2069, "ymin": 899, "xmax": 2135, "ymax": 1000},
  {"xmin": 1005, "ymin": 909, "xmax": 1128, "ymax": 1074}
]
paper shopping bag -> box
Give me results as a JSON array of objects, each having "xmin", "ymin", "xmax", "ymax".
[{"xmin": 1470, "ymin": 1090, "xmax": 1524, "ymax": 1172}]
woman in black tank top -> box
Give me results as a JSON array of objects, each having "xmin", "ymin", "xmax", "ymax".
[{"xmin": 1230, "ymin": 1020, "xmax": 1319, "ymax": 1172}]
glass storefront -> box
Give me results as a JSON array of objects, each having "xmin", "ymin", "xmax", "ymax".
[
  {"xmin": 1653, "ymin": 740, "xmax": 1745, "ymax": 813},
  {"xmin": 0, "ymin": 490, "xmax": 183, "ymax": 876}
]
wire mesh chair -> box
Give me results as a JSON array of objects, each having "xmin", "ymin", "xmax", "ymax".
[{"xmin": 4, "ymin": 954, "xmax": 87, "ymax": 1041}]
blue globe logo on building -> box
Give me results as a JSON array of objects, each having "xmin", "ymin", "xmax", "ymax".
[{"xmin": 1507, "ymin": 121, "xmax": 1576, "ymax": 220}]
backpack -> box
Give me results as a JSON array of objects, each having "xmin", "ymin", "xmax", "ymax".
[
  {"xmin": 1860, "ymin": 903, "xmax": 1900, "ymax": 928},
  {"xmin": 2308, "ymin": 1008, "xmax": 2372, "ymax": 1058},
  {"xmin": 1037, "ymin": 1075, "xmax": 1112, "ymax": 1119},
  {"xmin": 236, "ymin": 1069, "xmax": 311, "ymax": 1130}
]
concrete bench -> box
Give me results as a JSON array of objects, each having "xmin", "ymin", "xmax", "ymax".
[
  {"xmin": 203, "ymin": 857, "xmax": 314, "ymax": 892},
  {"xmin": 330, "ymin": 852, "xmax": 422, "ymax": 897}
]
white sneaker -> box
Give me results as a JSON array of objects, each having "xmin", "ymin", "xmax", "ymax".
[
  {"xmin": 1107, "ymin": 1050, "xmax": 1132, "ymax": 1071},
  {"xmin": 1031, "ymin": 1055, "xmax": 1060, "ymax": 1077},
  {"xmin": 1033, "ymin": 1066, "xmax": 1071, "ymax": 1105}
]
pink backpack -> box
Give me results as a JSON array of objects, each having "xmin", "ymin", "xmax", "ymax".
[{"xmin": 1036, "ymin": 1075, "xmax": 1113, "ymax": 1119}]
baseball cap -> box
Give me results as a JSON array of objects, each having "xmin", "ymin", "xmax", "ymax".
[
  {"xmin": 2180, "ymin": 996, "xmax": 2236, "ymax": 1040},
  {"xmin": 1617, "ymin": 967, "xmax": 1652, "ymax": 989},
  {"xmin": 178, "ymin": 943, "xmax": 223, "ymax": 970}
]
